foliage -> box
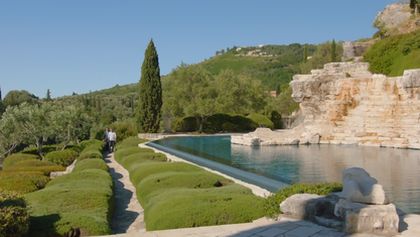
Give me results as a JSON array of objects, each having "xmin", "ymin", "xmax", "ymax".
[
  {"xmin": 110, "ymin": 119, "xmax": 138, "ymax": 141},
  {"xmin": 270, "ymin": 111, "xmax": 283, "ymax": 129},
  {"xmin": 73, "ymin": 159, "xmax": 108, "ymax": 173},
  {"xmin": 364, "ymin": 30, "xmax": 420, "ymax": 76},
  {"xmin": 2, "ymin": 90, "xmax": 38, "ymax": 108},
  {"xmin": 138, "ymin": 40, "xmax": 163, "ymax": 133},
  {"xmin": 3, "ymin": 159, "xmax": 64, "ymax": 176},
  {"xmin": 77, "ymin": 140, "xmax": 104, "ymax": 160},
  {"xmin": 300, "ymin": 41, "xmax": 343, "ymax": 74},
  {"xmin": 0, "ymin": 172, "xmax": 50, "ymax": 194},
  {"xmin": 330, "ymin": 40, "xmax": 337, "ymax": 62},
  {"xmin": 0, "ymin": 191, "xmax": 29, "ymax": 237},
  {"xmin": 264, "ymin": 183, "xmax": 343, "ymax": 218},
  {"xmin": 265, "ymin": 84, "xmax": 299, "ymax": 116},
  {"xmin": 247, "ymin": 113, "xmax": 274, "ymax": 129},
  {"xmin": 3, "ymin": 154, "xmax": 39, "ymax": 169},
  {"xmin": 45, "ymin": 149, "xmax": 79, "ymax": 166},
  {"xmin": 25, "ymin": 168, "xmax": 113, "ymax": 236},
  {"xmin": 115, "ymin": 137, "xmax": 265, "ymax": 231}
]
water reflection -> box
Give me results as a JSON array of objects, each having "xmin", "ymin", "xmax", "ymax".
[{"xmin": 153, "ymin": 136, "xmax": 420, "ymax": 214}]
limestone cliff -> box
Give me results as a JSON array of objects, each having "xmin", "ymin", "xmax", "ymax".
[{"xmin": 232, "ymin": 62, "xmax": 420, "ymax": 149}]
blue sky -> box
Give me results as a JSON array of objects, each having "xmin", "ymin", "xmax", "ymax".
[{"xmin": 0, "ymin": 0, "xmax": 396, "ymax": 98}]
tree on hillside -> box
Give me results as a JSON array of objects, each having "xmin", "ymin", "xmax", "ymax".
[
  {"xmin": 0, "ymin": 87, "xmax": 4, "ymax": 118},
  {"xmin": 46, "ymin": 89, "xmax": 52, "ymax": 101},
  {"xmin": 303, "ymin": 45, "xmax": 308, "ymax": 63},
  {"xmin": 3, "ymin": 90, "xmax": 38, "ymax": 107},
  {"xmin": 331, "ymin": 40, "xmax": 337, "ymax": 62},
  {"xmin": 138, "ymin": 40, "xmax": 162, "ymax": 133}
]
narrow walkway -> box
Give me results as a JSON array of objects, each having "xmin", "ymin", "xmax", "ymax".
[{"xmin": 105, "ymin": 152, "xmax": 146, "ymax": 234}]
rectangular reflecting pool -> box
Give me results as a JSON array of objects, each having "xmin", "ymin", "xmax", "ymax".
[{"xmin": 150, "ymin": 135, "xmax": 420, "ymax": 214}]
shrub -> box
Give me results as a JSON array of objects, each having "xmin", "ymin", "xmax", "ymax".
[
  {"xmin": 3, "ymin": 154, "xmax": 39, "ymax": 169},
  {"xmin": 0, "ymin": 172, "xmax": 50, "ymax": 194},
  {"xmin": 364, "ymin": 30, "xmax": 420, "ymax": 76},
  {"xmin": 144, "ymin": 185, "xmax": 265, "ymax": 231},
  {"xmin": 173, "ymin": 116, "xmax": 199, "ymax": 132},
  {"xmin": 25, "ymin": 169, "xmax": 113, "ymax": 236},
  {"xmin": 110, "ymin": 119, "xmax": 139, "ymax": 142},
  {"xmin": 137, "ymin": 171, "xmax": 232, "ymax": 205},
  {"xmin": 73, "ymin": 159, "xmax": 108, "ymax": 173},
  {"xmin": 45, "ymin": 149, "xmax": 79, "ymax": 166},
  {"xmin": 118, "ymin": 152, "xmax": 167, "ymax": 168},
  {"xmin": 114, "ymin": 147, "xmax": 154, "ymax": 162},
  {"xmin": 264, "ymin": 183, "xmax": 343, "ymax": 218},
  {"xmin": 116, "ymin": 136, "xmax": 147, "ymax": 150},
  {"xmin": 21, "ymin": 145, "xmax": 58, "ymax": 156},
  {"xmin": 78, "ymin": 140, "xmax": 104, "ymax": 161},
  {"xmin": 247, "ymin": 113, "xmax": 274, "ymax": 129},
  {"xmin": 174, "ymin": 114, "xmax": 258, "ymax": 133},
  {"xmin": 78, "ymin": 150, "xmax": 103, "ymax": 160},
  {"xmin": 0, "ymin": 191, "xmax": 30, "ymax": 237},
  {"xmin": 129, "ymin": 162, "xmax": 202, "ymax": 185},
  {"xmin": 79, "ymin": 139, "xmax": 103, "ymax": 151},
  {"xmin": 3, "ymin": 160, "xmax": 65, "ymax": 175}
]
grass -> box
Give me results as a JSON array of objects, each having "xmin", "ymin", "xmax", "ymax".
[
  {"xmin": 45, "ymin": 149, "xmax": 79, "ymax": 166},
  {"xmin": 24, "ymin": 142, "xmax": 113, "ymax": 236},
  {"xmin": 364, "ymin": 30, "xmax": 420, "ymax": 76},
  {"xmin": 115, "ymin": 136, "xmax": 266, "ymax": 231}
]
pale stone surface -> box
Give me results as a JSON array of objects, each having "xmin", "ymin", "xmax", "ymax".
[
  {"xmin": 344, "ymin": 202, "xmax": 399, "ymax": 236},
  {"xmin": 280, "ymin": 194, "xmax": 323, "ymax": 219},
  {"xmin": 340, "ymin": 168, "xmax": 388, "ymax": 205},
  {"xmin": 375, "ymin": 3, "xmax": 418, "ymax": 36},
  {"xmin": 233, "ymin": 62, "xmax": 420, "ymax": 149},
  {"xmin": 50, "ymin": 159, "xmax": 77, "ymax": 178}
]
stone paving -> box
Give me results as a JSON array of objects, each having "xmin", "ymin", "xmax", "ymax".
[{"xmin": 105, "ymin": 152, "xmax": 145, "ymax": 234}]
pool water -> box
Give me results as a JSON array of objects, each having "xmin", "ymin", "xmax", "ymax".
[{"xmin": 151, "ymin": 135, "xmax": 420, "ymax": 214}]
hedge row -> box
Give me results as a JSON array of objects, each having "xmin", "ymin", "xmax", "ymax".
[
  {"xmin": 78, "ymin": 139, "xmax": 104, "ymax": 160},
  {"xmin": 115, "ymin": 137, "xmax": 266, "ymax": 231},
  {"xmin": 0, "ymin": 191, "xmax": 30, "ymax": 237},
  {"xmin": 0, "ymin": 154, "xmax": 64, "ymax": 194},
  {"xmin": 25, "ymin": 141, "xmax": 113, "ymax": 236},
  {"xmin": 173, "ymin": 113, "xmax": 277, "ymax": 133}
]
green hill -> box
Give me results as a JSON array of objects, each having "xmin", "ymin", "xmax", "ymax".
[{"xmin": 364, "ymin": 30, "xmax": 420, "ymax": 76}]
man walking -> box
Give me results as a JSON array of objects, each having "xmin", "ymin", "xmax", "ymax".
[{"xmin": 108, "ymin": 129, "xmax": 117, "ymax": 152}]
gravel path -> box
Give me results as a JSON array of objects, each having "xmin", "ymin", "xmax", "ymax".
[{"xmin": 105, "ymin": 152, "xmax": 145, "ymax": 234}]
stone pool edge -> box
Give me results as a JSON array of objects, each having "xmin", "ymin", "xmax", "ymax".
[{"xmin": 139, "ymin": 141, "xmax": 273, "ymax": 198}]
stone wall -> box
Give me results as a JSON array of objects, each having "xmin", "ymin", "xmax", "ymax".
[{"xmin": 290, "ymin": 62, "xmax": 420, "ymax": 149}]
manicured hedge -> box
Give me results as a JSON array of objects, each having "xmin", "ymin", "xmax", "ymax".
[
  {"xmin": 25, "ymin": 169, "xmax": 113, "ymax": 236},
  {"xmin": 0, "ymin": 172, "xmax": 49, "ymax": 194},
  {"xmin": 21, "ymin": 145, "xmax": 58, "ymax": 156},
  {"xmin": 45, "ymin": 149, "xmax": 79, "ymax": 166},
  {"xmin": 264, "ymin": 183, "xmax": 343, "ymax": 218},
  {"xmin": 2, "ymin": 154, "xmax": 39, "ymax": 169},
  {"xmin": 173, "ymin": 113, "xmax": 275, "ymax": 133},
  {"xmin": 73, "ymin": 159, "xmax": 108, "ymax": 173},
  {"xmin": 0, "ymin": 191, "xmax": 30, "ymax": 237},
  {"xmin": 3, "ymin": 159, "xmax": 65, "ymax": 175},
  {"xmin": 115, "ymin": 137, "xmax": 266, "ymax": 231},
  {"xmin": 247, "ymin": 113, "xmax": 274, "ymax": 129},
  {"xmin": 78, "ymin": 139, "xmax": 104, "ymax": 161}
]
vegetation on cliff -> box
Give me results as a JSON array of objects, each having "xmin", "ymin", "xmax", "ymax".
[{"xmin": 364, "ymin": 30, "xmax": 420, "ymax": 76}]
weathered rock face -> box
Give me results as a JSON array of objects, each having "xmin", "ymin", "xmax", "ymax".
[
  {"xmin": 375, "ymin": 3, "xmax": 419, "ymax": 37},
  {"xmin": 339, "ymin": 167, "xmax": 388, "ymax": 205},
  {"xmin": 290, "ymin": 62, "xmax": 420, "ymax": 149}
]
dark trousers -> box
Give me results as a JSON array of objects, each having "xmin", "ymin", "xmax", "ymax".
[{"xmin": 109, "ymin": 141, "xmax": 116, "ymax": 152}]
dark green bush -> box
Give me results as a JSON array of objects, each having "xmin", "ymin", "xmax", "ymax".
[
  {"xmin": 78, "ymin": 140, "xmax": 104, "ymax": 160},
  {"xmin": 0, "ymin": 191, "xmax": 30, "ymax": 237},
  {"xmin": 270, "ymin": 111, "xmax": 283, "ymax": 129},
  {"xmin": 45, "ymin": 149, "xmax": 79, "ymax": 166},
  {"xmin": 25, "ymin": 169, "xmax": 113, "ymax": 236},
  {"xmin": 3, "ymin": 154, "xmax": 39, "ymax": 169},
  {"xmin": 79, "ymin": 139, "xmax": 103, "ymax": 151},
  {"xmin": 73, "ymin": 159, "xmax": 108, "ymax": 173},
  {"xmin": 174, "ymin": 114, "xmax": 258, "ymax": 133},
  {"xmin": 264, "ymin": 183, "xmax": 343, "ymax": 218},
  {"xmin": 0, "ymin": 172, "xmax": 50, "ymax": 194},
  {"xmin": 247, "ymin": 113, "xmax": 274, "ymax": 129}
]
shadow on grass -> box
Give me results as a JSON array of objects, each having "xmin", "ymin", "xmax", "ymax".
[{"xmin": 28, "ymin": 214, "xmax": 60, "ymax": 237}]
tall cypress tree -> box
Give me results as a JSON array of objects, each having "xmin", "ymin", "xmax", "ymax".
[
  {"xmin": 46, "ymin": 89, "xmax": 52, "ymax": 101},
  {"xmin": 138, "ymin": 40, "xmax": 162, "ymax": 133},
  {"xmin": 331, "ymin": 40, "xmax": 337, "ymax": 62}
]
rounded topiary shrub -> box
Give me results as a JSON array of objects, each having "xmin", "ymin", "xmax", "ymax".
[
  {"xmin": 0, "ymin": 191, "xmax": 29, "ymax": 237},
  {"xmin": 247, "ymin": 113, "xmax": 274, "ymax": 129},
  {"xmin": 45, "ymin": 149, "xmax": 79, "ymax": 166},
  {"xmin": 2, "ymin": 154, "xmax": 39, "ymax": 169}
]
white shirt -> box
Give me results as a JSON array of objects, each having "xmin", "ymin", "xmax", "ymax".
[{"xmin": 108, "ymin": 132, "xmax": 117, "ymax": 142}]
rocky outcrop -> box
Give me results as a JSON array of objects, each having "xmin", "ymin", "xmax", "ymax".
[
  {"xmin": 375, "ymin": 3, "xmax": 419, "ymax": 37},
  {"xmin": 233, "ymin": 62, "xmax": 420, "ymax": 149},
  {"xmin": 279, "ymin": 168, "xmax": 399, "ymax": 236}
]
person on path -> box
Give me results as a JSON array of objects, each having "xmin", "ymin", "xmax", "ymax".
[
  {"xmin": 108, "ymin": 129, "xmax": 117, "ymax": 152},
  {"xmin": 103, "ymin": 128, "xmax": 110, "ymax": 151}
]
